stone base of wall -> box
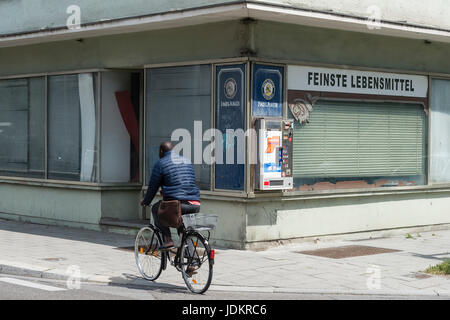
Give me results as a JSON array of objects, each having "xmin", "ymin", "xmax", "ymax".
[{"xmin": 2, "ymin": 183, "xmax": 450, "ymax": 250}]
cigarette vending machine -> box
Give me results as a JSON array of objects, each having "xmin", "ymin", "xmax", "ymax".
[{"xmin": 255, "ymin": 118, "xmax": 294, "ymax": 190}]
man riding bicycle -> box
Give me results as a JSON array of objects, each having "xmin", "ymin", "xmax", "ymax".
[{"xmin": 141, "ymin": 141, "xmax": 201, "ymax": 250}]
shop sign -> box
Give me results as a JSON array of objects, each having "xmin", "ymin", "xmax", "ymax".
[
  {"xmin": 252, "ymin": 64, "xmax": 284, "ymax": 117},
  {"xmin": 288, "ymin": 65, "xmax": 428, "ymax": 98},
  {"xmin": 215, "ymin": 64, "xmax": 246, "ymax": 190}
]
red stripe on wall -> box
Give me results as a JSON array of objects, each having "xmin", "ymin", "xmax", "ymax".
[
  {"xmin": 115, "ymin": 91, "xmax": 139, "ymax": 152},
  {"xmin": 115, "ymin": 91, "xmax": 139, "ymax": 182}
]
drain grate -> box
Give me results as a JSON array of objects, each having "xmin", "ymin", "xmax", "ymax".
[
  {"xmin": 41, "ymin": 257, "xmax": 66, "ymax": 262},
  {"xmin": 297, "ymin": 245, "xmax": 399, "ymax": 259},
  {"xmin": 410, "ymin": 272, "xmax": 432, "ymax": 279}
]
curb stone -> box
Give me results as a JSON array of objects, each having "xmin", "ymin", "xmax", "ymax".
[
  {"xmin": 0, "ymin": 261, "xmax": 91, "ymax": 282},
  {"xmin": 2, "ymin": 262, "xmax": 450, "ymax": 297}
]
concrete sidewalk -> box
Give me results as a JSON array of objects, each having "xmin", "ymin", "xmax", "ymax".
[{"xmin": 1, "ymin": 217, "xmax": 450, "ymax": 298}]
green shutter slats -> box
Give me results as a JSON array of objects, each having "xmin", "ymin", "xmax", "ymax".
[{"xmin": 290, "ymin": 101, "xmax": 425, "ymax": 178}]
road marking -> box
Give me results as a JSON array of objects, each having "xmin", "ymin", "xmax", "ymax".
[{"xmin": 0, "ymin": 277, "xmax": 66, "ymax": 292}]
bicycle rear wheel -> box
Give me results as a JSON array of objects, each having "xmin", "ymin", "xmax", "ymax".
[
  {"xmin": 180, "ymin": 232, "xmax": 213, "ymax": 294},
  {"xmin": 135, "ymin": 226, "xmax": 164, "ymax": 281}
]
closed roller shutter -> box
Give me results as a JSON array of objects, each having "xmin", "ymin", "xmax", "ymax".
[{"xmin": 291, "ymin": 100, "xmax": 426, "ymax": 178}]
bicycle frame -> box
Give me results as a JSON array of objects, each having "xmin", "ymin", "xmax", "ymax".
[
  {"xmin": 136, "ymin": 220, "xmax": 215, "ymax": 294},
  {"xmin": 153, "ymin": 224, "xmax": 213, "ymax": 272}
]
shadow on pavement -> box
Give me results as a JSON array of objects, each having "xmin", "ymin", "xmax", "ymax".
[
  {"xmin": 410, "ymin": 251, "xmax": 450, "ymax": 262},
  {"xmin": 0, "ymin": 218, "xmax": 135, "ymax": 248},
  {"xmin": 108, "ymin": 273, "xmax": 190, "ymax": 294},
  {"xmin": 0, "ymin": 217, "xmax": 235, "ymax": 252}
]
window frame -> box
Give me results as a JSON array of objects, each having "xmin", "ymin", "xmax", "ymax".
[
  {"xmin": 428, "ymin": 76, "xmax": 450, "ymax": 186},
  {"xmin": 3, "ymin": 61, "xmax": 450, "ymax": 197},
  {"xmin": 0, "ymin": 76, "xmax": 46, "ymax": 179},
  {"xmin": 281, "ymin": 62, "xmax": 434, "ymax": 196},
  {"xmin": 0, "ymin": 68, "xmax": 143, "ymax": 188},
  {"xmin": 99, "ymin": 69, "xmax": 144, "ymax": 184},
  {"xmin": 143, "ymin": 58, "xmax": 250, "ymax": 196},
  {"xmin": 287, "ymin": 98, "xmax": 429, "ymax": 187}
]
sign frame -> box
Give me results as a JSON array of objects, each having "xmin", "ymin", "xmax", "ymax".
[
  {"xmin": 252, "ymin": 63, "xmax": 284, "ymax": 118},
  {"xmin": 214, "ymin": 63, "xmax": 246, "ymax": 191},
  {"xmin": 288, "ymin": 65, "xmax": 428, "ymax": 98}
]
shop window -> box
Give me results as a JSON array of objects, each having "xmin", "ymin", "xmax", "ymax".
[
  {"xmin": 289, "ymin": 100, "xmax": 427, "ymax": 190},
  {"xmin": 0, "ymin": 77, "xmax": 45, "ymax": 178},
  {"xmin": 145, "ymin": 65, "xmax": 211, "ymax": 190},
  {"xmin": 100, "ymin": 71, "xmax": 141, "ymax": 183},
  {"xmin": 48, "ymin": 73, "xmax": 98, "ymax": 182},
  {"xmin": 430, "ymin": 79, "xmax": 450, "ymax": 183}
]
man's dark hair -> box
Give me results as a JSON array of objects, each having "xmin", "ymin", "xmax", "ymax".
[{"xmin": 159, "ymin": 141, "xmax": 174, "ymax": 158}]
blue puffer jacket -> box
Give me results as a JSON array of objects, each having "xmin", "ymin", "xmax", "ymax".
[{"xmin": 142, "ymin": 151, "xmax": 200, "ymax": 205}]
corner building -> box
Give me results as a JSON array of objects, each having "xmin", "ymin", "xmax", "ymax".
[{"xmin": 1, "ymin": 0, "xmax": 450, "ymax": 249}]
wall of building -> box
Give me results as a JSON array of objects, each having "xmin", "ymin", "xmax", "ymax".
[
  {"xmin": 0, "ymin": 182, "xmax": 141, "ymax": 229},
  {"xmin": 188, "ymin": 197, "xmax": 248, "ymax": 249},
  {"xmin": 1, "ymin": 19, "xmax": 450, "ymax": 249},
  {"xmin": 240, "ymin": 20, "xmax": 450, "ymax": 248},
  {"xmin": 3, "ymin": 19, "xmax": 450, "ymax": 78},
  {"xmin": 245, "ymin": 190, "xmax": 450, "ymax": 248},
  {"xmin": 0, "ymin": 20, "xmax": 245, "ymax": 77},
  {"xmin": 0, "ymin": 183, "xmax": 101, "ymax": 227},
  {"xmin": 252, "ymin": 20, "xmax": 450, "ymax": 75},
  {"xmin": 2, "ymin": 0, "xmax": 449, "ymax": 37},
  {"xmin": 141, "ymin": 195, "xmax": 248, "ymax": 249},
  {"xmin": 258, "ymin": 0, "xmax": 450, "ymax": 30},
  {"xmin": 100, "ymin": 189, "xmax": 141, "ymax": 221},
  {"xmin": 0, "ymin": 0, "xmax": 237, "ymax": 35},
  {"xmin": 0, "ymin": 20, "xmax": 246, "ymax": 247}
]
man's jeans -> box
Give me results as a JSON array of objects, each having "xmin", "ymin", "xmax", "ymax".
[{"xmin": 151, "ymin": 200, "xmax": 200, "ymax": 239}]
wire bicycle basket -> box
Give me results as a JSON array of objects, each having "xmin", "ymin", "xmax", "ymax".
[{"xmin": 182, "ymin": 213, "xmax": 218, "ymax": 231}]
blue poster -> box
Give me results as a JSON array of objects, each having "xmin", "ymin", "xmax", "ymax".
[
  {"xmin": 252, "ymin": 64, "xmax": 284, "ymax": 117},
  {"xmin": 215, "ymin": 64, "xmax": 246, "ymax": 190}
]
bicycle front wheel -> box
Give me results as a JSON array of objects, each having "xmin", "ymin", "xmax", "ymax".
[
  {"xmin": 180, "ymin": 232, "xmax": 213, "ymax": 294},
  {"xmin": 135, "ymin": 226, "xmax": 164, "ymax": 281}
]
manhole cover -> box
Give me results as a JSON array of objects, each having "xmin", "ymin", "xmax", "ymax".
[
  {"xmin": 297, "ymin": 245, "xmax": 399, "ymax": 259},
  {"xmin": 400, "ymin": 272, "xmax": 432, "ymax": 280}
]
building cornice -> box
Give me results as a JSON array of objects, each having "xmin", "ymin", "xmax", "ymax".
[{"xmin": 0, "ymin": 1, "xmax": 449, "ymax": 48}]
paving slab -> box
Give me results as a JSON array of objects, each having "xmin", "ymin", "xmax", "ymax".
[{"xmin": 1, "ymin": 218, "xmax": 450, "ymax": 297}]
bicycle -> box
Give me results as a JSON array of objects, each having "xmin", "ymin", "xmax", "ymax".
[{"xmin": 134, "ymin": 211, "xmax": 217, "ymax": 294}]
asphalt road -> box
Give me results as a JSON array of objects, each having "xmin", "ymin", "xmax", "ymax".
[{"xmin": 0, "ymin": 273, "xmax": 448, "ymax": 301}]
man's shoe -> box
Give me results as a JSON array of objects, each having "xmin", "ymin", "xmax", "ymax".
[{"xmin": 185, "ymin": 266, "xmax": 198, "ymax": 277}]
